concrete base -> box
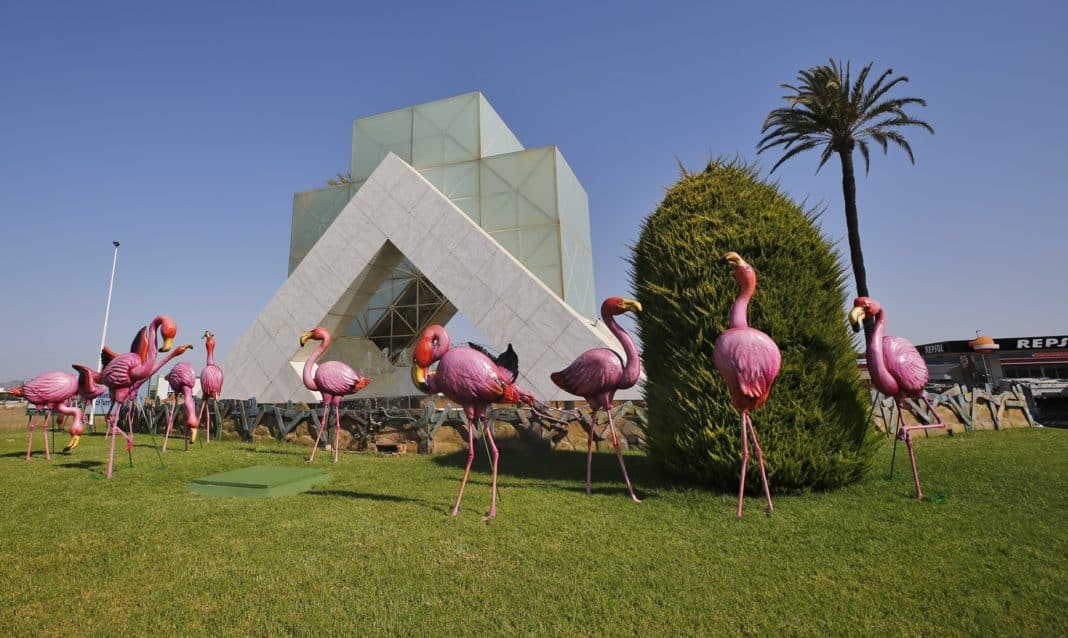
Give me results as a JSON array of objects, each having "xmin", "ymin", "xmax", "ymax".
[{"xmin": 188, "ymin": 465, "xmax": 330, "ymax": 497}]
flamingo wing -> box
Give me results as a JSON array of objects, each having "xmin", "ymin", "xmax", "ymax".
[
  {"xmin": 884, "ymin": 336, "xmax": 928, "ymax": 396},
  {"xmin": 436, "ymin": 350, "xmax": 511, "ymax": 402},
  {"xmin": 167, "ymin": 362, "xmax": 197, "ymax": 391},
  {"xmin": 201, "ymin": 364, "xmax": 224, "ymax": 394},
  {"xmin": 315, "ymin": 361, "xmax": 363, "ymax": 396},
  {"xmin": 714, "ymin": 329, "xmax": 781, "ymax": 401},
  {"xmin": 468, "ymin": 342, "xmax": 518, "ymax": 384},
  {"xmin": 23, "ymin": 372, "xmax": 77, "ymax": 404},
  {"xmin": 551, "ymin": 348, "xmax": 623, "ymax": 398}
]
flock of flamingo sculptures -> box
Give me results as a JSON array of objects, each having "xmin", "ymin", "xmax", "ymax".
[
  {"xmin": 15, "ymin": 315, "xmax": 224, "ymax": 479},
  {"xmin": 12, "ymin": 251, "xmax": 942, "ymax": 512}
]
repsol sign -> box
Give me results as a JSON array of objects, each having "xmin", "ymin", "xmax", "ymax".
[
  {"xmin": 918, "ymin": 335, "xmax": 1068, "ymax": 355},
  {"xmin": 1005, "ymin": 336, "xmax": 1068, "ymax": 350}
]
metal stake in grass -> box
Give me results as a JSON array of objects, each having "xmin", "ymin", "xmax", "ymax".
[{"xmin": 137, "ymin": 402, "xmax": 166, "ymax": 469}]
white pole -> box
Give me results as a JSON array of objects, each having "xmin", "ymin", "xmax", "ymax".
[{"xmin": 88, "ymin": 241, "xmax": 120, "ymax": 428}]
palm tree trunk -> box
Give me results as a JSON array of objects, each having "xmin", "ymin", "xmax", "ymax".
[
  {"xmin": 838, "ymin": 148, "xmax": 868, "ymax": 298},
  {"xmin": 838, "ymin": 148, "xmax": 873, "ymax": 341}
]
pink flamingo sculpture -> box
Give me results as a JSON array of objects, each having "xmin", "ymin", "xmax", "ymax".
[
  {"xmin": 198, "ymin": 330, "xmax": 224, "ymax": 443},
  {"xmin": 100, "ymin": 316, "xmax": 189, "ymax": 478},
  {"xmin": 713, "ymin": 252, "xmax": 781, "ymax": 517},
  {"xmin": 550, "ymin": 297, "xmax": 644, "ymax": 503},
  {"xmin": 10, "ymin": 371, "xmax": 83, "ymax": 461},
  {"xmin": 849, "ymin": 297, "xmax": 945, "ymax": 499},
  {"xmin": 162, "ymin": 362, "xmax": 199, "ymax": 451},
  {"xmin": 411, "ymin": 324, "xmax": 535, "ymax": 520},
  {"xmin": 300, "ymin": 327, "xmax": 372, "ymax": 463}
]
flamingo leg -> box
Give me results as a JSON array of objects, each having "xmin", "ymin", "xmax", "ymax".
[
  {"xmin": 308, "ymin": 400, "xmax": 330, "ymax": 462},
  {"xmin": 451, "ymin": 410, "xmax": 477, "ymax": 517},
  {"xmin": 482, "ymin": 414, "xmax": 500, "ymax": 521},
  {"xmin": 333, "ymin": 400, "xmax": 342, "ymax": 464},
  {"xmin": 895, "ymin": 399, "xmax": 924, "ymax": 500},
  {"xmin": 25, "ymin": 412, "xmax": 39, "ymax": 461},
  {"xmin": 889, "ymin": 401, "xmax": 901, "ymax": 479},
  {"xmin": 124, "ymin": 403, "xmax": 135, "ymax": 469},
  {"xmin": 203, "ymin": 399, "xmax": 211, "ymax": 444},
  {"xmin": 606, "ymin": 407, "xmax": 641, "ymax": 504},
  {"xmin": 104, "ymin": 403, "xmax": 124, "ymax": 479},
  {"xmin": 213, "ymin": 399, "xmax": 221, "ymax": 442},
  {"xmin": 746, "ymin": 413, "xmax": 773, "ymax": 515},
  {"xmin": 585, "ymin": 410, "xmax": 595, "ymax": 495},
  {"xmin": 736, "ymin": 410, "xmax": 749, "ymax": 518},
  {"xmin": 162, "ymin": 399, "xmax": 176, "ymax": 452}
]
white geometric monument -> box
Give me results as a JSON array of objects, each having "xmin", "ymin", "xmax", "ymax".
[{"xmin": 221, "ymin": 96, "xmax": 642, "ymax": 402}]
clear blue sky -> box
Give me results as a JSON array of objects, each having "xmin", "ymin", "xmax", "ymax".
[{"xmin": 2, "ymin": 0, "xmax": 1066, "ymax": 382}]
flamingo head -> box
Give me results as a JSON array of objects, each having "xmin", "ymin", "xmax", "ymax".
[
  {"xmin": 153, "ymin": 315, "xmax": 178, "ymax": 352},
  {"xmin": 721, "ymin": 251, "xmax": 756, "ymax": 287},
  {"xmin": 413, "ymin": 325, "xmax": 449, "ymax": 367},
  {"xmin": 411, "ymin": 325, "xmax": 449, "ymax": 393},
  {"xmin": 300, "ymin": 326, "xmax": 331, "ymax": 347},
  {"xmin": 601, "ymin": 297, "xmax": 643, "ymax": 318},
  {"xmin": 202, "ymin": 330, "xmax": 215, "ymax": 347},
  {"xmin": 849, "ymin": 297, "xmax": 882, "ymax": 333}
]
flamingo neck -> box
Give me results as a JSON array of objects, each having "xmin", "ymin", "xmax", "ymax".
[
  {"xmin": 182, "ymin": 391, "xmax": 197, "ymax": 426},
  {"xmin": 303, "ymin": 335, "xmax": 330, "ymax": 391},
  {"xmin": 865, "ymin": 310, "xmax": 896, "ymax": 393},
  {"xmin": 605, "ymin": 311, "xmax": 641, "ymax": 389},
  {"xmin": 206, "ymin": 338, "xmax": 216, "ymax": 366},
  {"xmin": 132, "ymin": 319, "xmax": 163, "ymax": 379},
  {"xmin": 729, "ymin": 272, "xmax": 755, "ymax": 329},
  {"xmin": 148, "ymin": 349, "xmax": 186, "ymax": 379}
]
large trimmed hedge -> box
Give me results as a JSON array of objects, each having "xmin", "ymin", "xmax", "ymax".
[{"xmin": 630, "ymin": 159, "xmax": 877, "ymax": 491}]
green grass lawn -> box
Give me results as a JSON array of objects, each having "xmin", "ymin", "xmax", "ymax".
[{"xmin": 1, "ymin": 427, "xmax": 1065, "ymax": 636}]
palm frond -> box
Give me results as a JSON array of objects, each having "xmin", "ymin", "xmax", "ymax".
[{"xmin": 856, "ymin": 139, "xmax": 872, "ymax": 175}]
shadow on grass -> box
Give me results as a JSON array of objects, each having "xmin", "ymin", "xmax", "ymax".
[
  {"xmin": 56, "ymin": 459, "xmax": 104, "ymax": 471},
  {"xmin": 238, "ymin": 446, "xmax": 306, "ymax": 457},
  {"xmin": 430, "ymin": 447, "xmax": 670, "ymax": 499},
  {"xmin": 306, "ymin": 489, "xmax": 423, "ymax": 504}
]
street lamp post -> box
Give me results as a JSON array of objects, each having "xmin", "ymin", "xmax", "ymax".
[
  {"xmin": 88, "ymin": 241, "xmax": 120, "ymax": 429},
  {"xmin": 969, "ymin": 330, "xmax": 1000, "ymax": 391}
]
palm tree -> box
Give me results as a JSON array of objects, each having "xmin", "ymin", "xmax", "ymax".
[
  {"xmin": 326, "ymin": 171, "xmax": 355, "ymax": 187},
  {"xmin": 757, "ymin": 60, "xmax": 933, "ymax": 301}
]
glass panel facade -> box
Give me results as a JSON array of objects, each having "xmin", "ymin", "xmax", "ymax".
[
  {"xmin": 417, "ymin": 161, "xmax": 480, "ymax": 223},
  {"xmin": 412, "ymin": 93, "xmax": 480, "ymax": 167},
  {"xmin": 478, "ymin": 94, "xmax": 523, "ymax": 157},
  {"xmin": 555, "ymin": 153, "xmax": 596, "ymax": 317},
  {"xmin": 289, "ymin": 183, "xmax": 360, "ymax": 274},
  {"xmin": 351, "ymin": 108, "xmax": 413, "ymax": 180}
]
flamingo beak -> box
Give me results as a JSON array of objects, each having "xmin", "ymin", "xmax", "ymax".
[
  {"xmin": 720, "ymin": 251, "xmax": 743, "ymax": 267},
  {"xmin": 411, "ymin": 364, "xmax": 429, "ymax": 393},
  {"xmin": 300, "ymin": 331, "xmax": 314, "ymax": 347},
  {"xmin": 160, "ymin": 336, "xmax": 174, "ymax": 352},
  {"xmin": 190, "ymin": 426, "xmax": 198, "ymax": 443},
  {"xmin": 848, "ymin": 306, "xmax": 866, "ymax": 333},
  {"xmin": 63, "ymin": 435, "xmax": 81, "ymax": 452},
  {"xmin": 621, "ymin": 299, "xmax": 643, "ymax": 314}
]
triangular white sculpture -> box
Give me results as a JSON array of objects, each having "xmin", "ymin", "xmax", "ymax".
[{"xmin": 221, "ymin": 153, "xmax": 643, "ymax": 403}]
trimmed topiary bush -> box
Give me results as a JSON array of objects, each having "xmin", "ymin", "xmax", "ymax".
[{"xmin": 630, "ymin": 158, "xmax": 877, "ymax": 492}]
